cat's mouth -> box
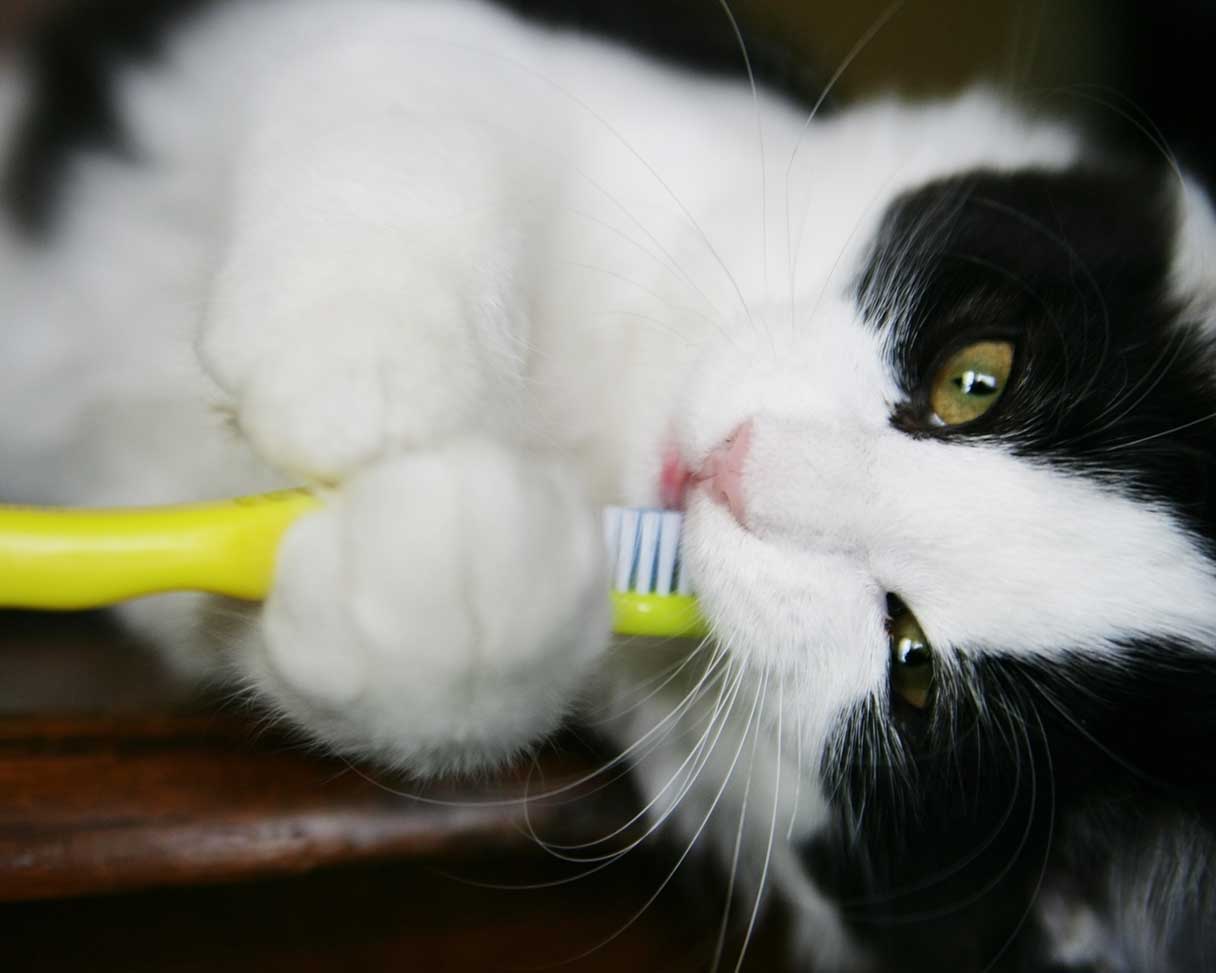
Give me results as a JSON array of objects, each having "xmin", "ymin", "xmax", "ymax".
[
  {"xmin": 660, "ymin": 422, "xmax": 752, "ymax": 525},
  {"xmin": 659, "ymin": 447, "xmax": 693, "ymax": 510}
]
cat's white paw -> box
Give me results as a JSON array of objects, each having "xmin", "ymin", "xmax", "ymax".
[
  {"xmin": 203, "ymin": 289, "xmax": 486, "ymax": 481},
  {"xmin": 247, "ymin": 438, "xmax": 609, "ymax": 775}
]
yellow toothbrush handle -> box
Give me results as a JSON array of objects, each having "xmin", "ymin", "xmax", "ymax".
[
  {"xmin": 0, "ymin": 490, "xmax": 711, "ymax": 639},
  {"xmin": 0, "ymin": 490, "xmax": 321, "ymax": 609}
]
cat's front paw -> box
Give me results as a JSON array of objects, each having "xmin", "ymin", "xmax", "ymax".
[
  {"xmin": 203, "ymin": 289, "xmax": 486, "ymax": 481},
  {"xmin": 246, "ymin": 438, "xmax": 609, "ymax": 775}
]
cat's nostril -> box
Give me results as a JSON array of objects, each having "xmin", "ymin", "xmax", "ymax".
[{"xmin": 693, "ymin": 420, "xmax": 752, "ymax": 525}]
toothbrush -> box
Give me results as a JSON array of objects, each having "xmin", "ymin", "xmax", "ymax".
[{"xmin": 0, "ymin": 491, "xmax": 708, "ymax": 639}]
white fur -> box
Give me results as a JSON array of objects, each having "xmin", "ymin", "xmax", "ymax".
[{"xmin": 4, "ymin": 1, "xmax": 1215, "ymax": 966}]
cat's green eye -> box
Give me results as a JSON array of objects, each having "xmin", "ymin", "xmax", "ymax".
[
  {"xmin": 928, "ymin": 340, "xmax": 1014, "ymax": 426},
  {"xmin": 888, "ymin": 606, "xmax": 934, "ymax": 710}
]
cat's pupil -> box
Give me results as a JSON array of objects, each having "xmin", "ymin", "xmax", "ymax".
[
  {"xmin": 953, "ymin": 370, "xmax": 999, "ymax": 396},
  {"xmin": 896, "ymin": 637, "xmax": 931, "ymax": 667}
]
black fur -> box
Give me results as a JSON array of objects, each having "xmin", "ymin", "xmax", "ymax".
[
  {"xmin": 2, "ymin": 0, "xmax": 214, "ymax": 234},
  {"xmin": 859, "ymin": 166, "xmax": 1216, "ymax": 545},
  {"xmin": 807, "ymin": 167, "xmax": 1216, "ymax": 971},
  {"xmin": 806, "ymin": 645, "xmax": 1216, "ymax": 971}
]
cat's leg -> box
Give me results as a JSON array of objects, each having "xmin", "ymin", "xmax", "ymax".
[
  {"xmin": 191, "ymin": 47, "xmax": 609, "ymax": 771},
  {"xmin": 197, "ymin": 45, "xmax": 546, "ymax": 481},
  {"xmin": 248, "ymin": 438, "xmax": 610, "ymax": 774}
]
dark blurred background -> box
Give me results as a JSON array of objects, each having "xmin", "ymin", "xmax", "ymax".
[{"xmin": 1, "ymin": 0, "xmax": 1212, "ymax": 184}]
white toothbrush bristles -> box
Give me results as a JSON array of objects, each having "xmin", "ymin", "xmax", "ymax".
[{"xmin": 603, "ymin": 506, "xmax": 689, "ymax": 596}]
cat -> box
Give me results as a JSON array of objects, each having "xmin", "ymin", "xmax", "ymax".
[{"xmin": 3, "ymin": 1, "xmax": 1216, "ymax": 969}]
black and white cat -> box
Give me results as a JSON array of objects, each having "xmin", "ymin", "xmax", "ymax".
[{"xmin": 3, "ymin": 1, "xmax": 1216, "ymax": 969}]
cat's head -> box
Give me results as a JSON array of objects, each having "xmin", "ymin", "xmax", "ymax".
[{"xmin": 669, "ymin": 91, "xmax": 1216, "ymax": 956}]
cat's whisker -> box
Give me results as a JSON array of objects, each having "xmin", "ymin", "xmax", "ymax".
[
  {"xmin": 976, "ymin": 702, "xmax": 1057, "ymax": 973},
  {"xmin": 526, "ymin": 656, "xmax": 744, "ymax": 859},
  {"xmin": 836, "ymin": 713, "xmax": 1023, "ymax": 907},
  {"xmin": 518, "ymin": 664, "xmax": 733, "ymax": 826},
  {"xmin": 532, "ymin": 651, "xmax": 739, "ymax": 841},
  {"xmin": 544, "ymin": 651, "xmax": 749, "ymax": 861},
  {"xmin": 1027, "ymin": 661, "xmax": 1166, "ymax": 784},
  {"xmin": 337, "ymin": 650, "xmax": 722, "ymax": 811},
  {"xmin": 849, "ymin": 686, "xmax": 1042, "ymax": 925},
  {"xmin": 580, "ymin": 638, "xmax": 715, "ymax": 723},
  {"xmin": 1070, "ymin": 324, "xmax": 1188, "ymax": 444},
  {"xmin": 711, "ymin": 665, "xmax": 768, "ymax": 973},
  {"xmin": 474, "ymin": 649, "xmax": 751, "ymax": 893},
  {"xmin": 1091, "ymin": 405, "xmax": 1216, "ymax": 454},
  {"xmin": 732, "ymin": 671, "xmax": 783, "ymax": 973},
  {"xmin": 786, "ymin": 705, "xmax": 804, "ymax": 841},
  {"xmin": 529, "ymin": 662, "xmax": 766, "ymax": 962}
]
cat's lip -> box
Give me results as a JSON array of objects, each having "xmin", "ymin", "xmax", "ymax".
[{"xmin": 660, "ymin": 421, "xmax": 752, "ymax": 525}]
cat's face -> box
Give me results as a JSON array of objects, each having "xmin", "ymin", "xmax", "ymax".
[{"xmin": 664, "ymin": 95, "xmax": 1216, "ymax": 929}]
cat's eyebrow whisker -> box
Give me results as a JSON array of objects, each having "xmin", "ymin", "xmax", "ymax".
[
  {"xmin": 786, "ymin": 1, "xmax": 903, "ymax": 329},
  {"xmin": 1069, "ymin": 324, "xmax": 1189, "ymax": 446},
  {"xmin": 431, "ymin": 37, "xmax": 761, "ymax": 333},
  {"xmin": 713, "ymin": 0, "xmax": 775, "ymax": 353},
  {"xmin": 1052, "ymin": 84, "xmax": 1185, "ymax": 189},
  {"xmin": 565, "ymin": 183, "xmax": 736, "ymax": 334},
  {"xmin": 848, "ymin": 168, "xmax": 976, "ymax": 341},
  {"xmin": 558, "ymin": 259, "xmax": 720, "ymax": 342},
  {"xmin": 1001, "ymin": 0, "xmax": 1048, "ymax": 95},
  {"xmin": 437, "ymin": 107, "xmax": 734, "ymax": 330},
  {"xmin": 970, "ymin": 195, "xmax": 1113, "ymax": 403}
]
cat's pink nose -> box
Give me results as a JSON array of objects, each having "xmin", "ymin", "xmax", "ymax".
[{"xmin": 693, "ymin": 421, "xmax": 752, "ymax": 525}]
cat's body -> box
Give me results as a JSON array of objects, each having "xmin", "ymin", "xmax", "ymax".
[{"xmin": 4, "ymin": 1, "xmax": 1216, "ymax": 969}]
